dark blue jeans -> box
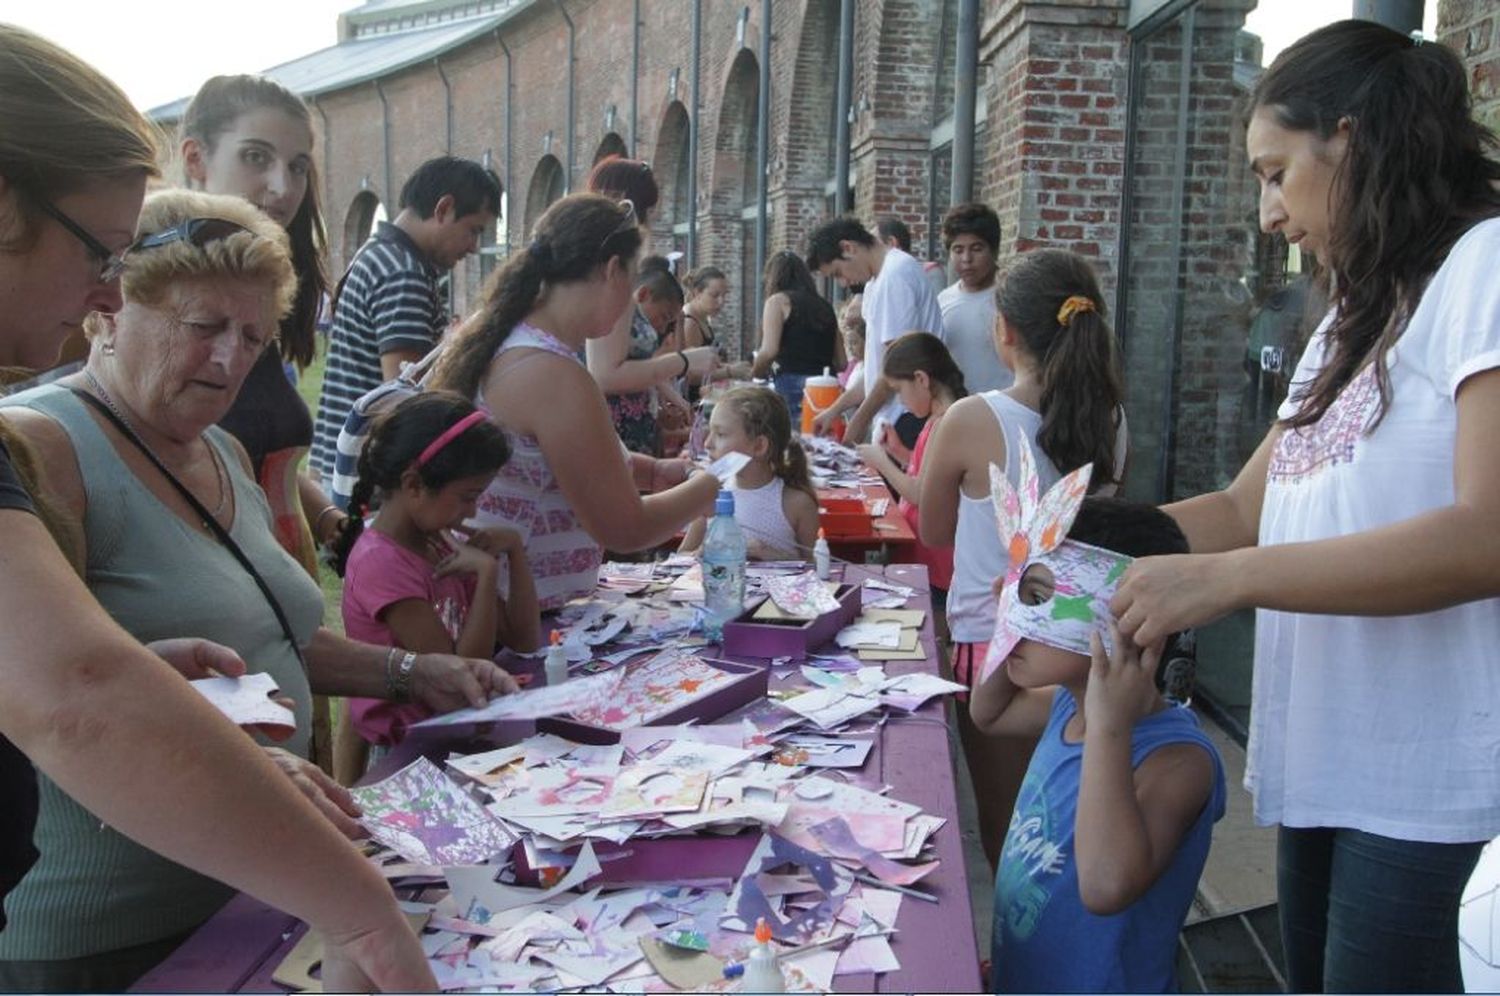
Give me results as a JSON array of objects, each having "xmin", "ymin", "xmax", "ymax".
[
  {"xmin": 1278, "ymin": 826, "xmax": 1483, "ymax": 992},
  {"xmin": 773, "ymin": 372, "xmax": 807, "ymax": 426}
]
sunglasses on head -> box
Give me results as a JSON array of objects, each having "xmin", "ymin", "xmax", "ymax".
[{"xmin": 37, "ymin": 199, "xmax": 251, "ymax": 284}]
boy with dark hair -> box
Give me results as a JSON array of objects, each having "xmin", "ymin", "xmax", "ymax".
[
  {"xmin": 939, "ymin": 203, "xmax": 1011, "ymax": 393},
  {"xmin": 311, "ymin": 156, "xmax": 502, "ymax": 483},
  {"xmin": 973, "ymin": 494, "xmax": 1225, "ymax": 993},
  {"xmin": 805, "ymin": 216, "xmax": 943, "ymax": 448}
]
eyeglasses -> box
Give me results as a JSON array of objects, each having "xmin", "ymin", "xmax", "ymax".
[
  {"xmin": 37, "ymin": 201, "xmax": 252, "ymax": 285},
  {"xmin": 35, "ymin": 198, "xmax": 126, "ymax": 284},
  {"xmin": 103, "ymin": 218, "xmax": 252, "ymax": 283},
  {"xmin": 598, "ymin": 198, "xmax": 639, "ymax": 257}
]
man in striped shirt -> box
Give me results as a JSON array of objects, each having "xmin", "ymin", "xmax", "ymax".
[{"xmin": 310, "ymin": 156, "xmax": 501, "ymax": 484}]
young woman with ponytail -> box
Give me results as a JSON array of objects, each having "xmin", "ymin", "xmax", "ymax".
[
  {"xmin": 430, "ymin": 193, "xmax": 720, "ymax": 609},
  {"xmin": 1111, "ymin": 21, "xmax": 1500, "ymax": 991},
  {"xmin": 917, "ymin": 247, "xmax": 1127, "ymax": 870}
]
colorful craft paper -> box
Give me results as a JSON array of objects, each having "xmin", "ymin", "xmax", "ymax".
[
  {"xmin": 808, "ymin": 816, "xmax": 939, "ymax": 885},
  {"xmin": 600, "ymin": 766, "xmax": 710, "ymax": 818},
  {"xmin": 568, "ymin": 652, "xmax": 737, "ymax": 730},
  {"xmin": 765, "ymin": 572, "xmax": 843, "ymax": 619},
  {"xmin": 350, "ymin": 757, "xmax": 515, "ymax": 866},
  {"xmin": 724, "ymin": 832, "xmax": 854, "ymax": 941},
  {"xmin": 879, "ymin": 672, "xmax": 969, "ymax": 712},
  {"xmin": 411, "ymin": 669, "xmax": 623, "ymax": 728}
]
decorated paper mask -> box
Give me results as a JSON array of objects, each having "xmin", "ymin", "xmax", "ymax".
[{"xmin": 978, "ymin": 433, "xmax": 1131, "ymax": 685}]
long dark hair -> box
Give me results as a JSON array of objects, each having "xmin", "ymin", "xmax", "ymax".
[
  {"xmin": 1255, "ymin": 20, "xmax": 1500, "ymax": 429},
  {"xmin": 180, "ymin": 75, "xmax": 330, "ymax": 369},
  {"xmin": 762, "ymin": 249, "xmax": 821, "ymax": 299},
  {"xmin": 330, "ymin": 391, "xmax": 510, "ymax": 576},
  {"xmin": 430, "ymin": 193, "xmax": 643, "ymax": 400},
  {"xmin": 995, "ymin": 249, "xmax": 1123, "ymax": 490},
  {"xmin": 718, "ymin": 386, "xmax": 816, "ymax": 502},
  {"xmin": 883, "ymin": 332, "xmax": 967, "ymax": 402}
]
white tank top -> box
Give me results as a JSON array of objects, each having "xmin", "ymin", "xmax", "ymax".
[
  {"xmin": 947, "ymin": 392, "xmax": 1060, "ymax": 643},
  {"xmin": 731, "ymin": 475, "xmax": 801, "ymax": 557}
]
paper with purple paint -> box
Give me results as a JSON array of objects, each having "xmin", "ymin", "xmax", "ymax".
[
  {"xmin": 765, "ymin": 572, "xmax": 842, "ymax": 619},
  {"xmin": 724, "ymin": 832, "xmax": 854, "ymax": 940},
  {"xmin": 809, "ymin": 816, "xmax": 939, "ymax": 885},
  {"xmin": 350, "ymin": 757, "xmax": 515, "ymax": 866}
]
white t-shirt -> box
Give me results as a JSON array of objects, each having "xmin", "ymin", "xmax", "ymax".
[
  {"xmin": 939, "ymin": 281, "xmax": 1012, "ymax": 394},
  {"xmin": 1250, "ymin": 216, "xmax": 1500, "ymax": 843},
  {"xmin": 863, "ymin": 247, "xmax": 945, "ymax": 428}
]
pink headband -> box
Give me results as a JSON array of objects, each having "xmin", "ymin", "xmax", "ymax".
[{"xmin": 417, "ymin": 411, "xmax": 488, "ymax": 467}]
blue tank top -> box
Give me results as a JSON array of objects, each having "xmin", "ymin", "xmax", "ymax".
[{"xmin": 992, "ymin": 688, "xmax": 1226, "ymax": 993}]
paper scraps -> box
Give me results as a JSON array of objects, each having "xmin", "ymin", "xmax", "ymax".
[
  {"xmin": 350, "ymin": 757, "xmax": 515, "ymax": 866},
  {"xmin": 836, "ymin": 620, "xmax": 903, "ymax": 649},
  {"xmin": 704, "ymin": 450, "xmax": 752, "ymax": 484},
  {"xmin": 189, "ymin": 673, "xmax": 294, "ymax": 734},
  {"xmin": 600, "ymin": 766, "xmax": 710, "ymax": 818},
  {"xmin": 724, "ymin": 832, "xmax": 854, "ymax": 941},
  {"xmin": 568, "ymin": 652, "xmax": 737, "ymax": 730},
  {"xmin": 765, "ymin": 572, "xmax": 842, "ymax": 619},
  {"xmin": 772, "ymin": 735, "xmax": 874, "ymax": 769},
  {"xmin": 809, "ymin": 816, "xmax": 939, "ymax": 886},
  {"xmin": 411, "ymin": 669, "xmax": 622, "ymax": 728},
  {"xmin": 879, "ymin": 672, "xmax": 968, "ymax": 712}
]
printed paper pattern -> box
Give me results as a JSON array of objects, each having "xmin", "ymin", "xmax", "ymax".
[
  {"xmin": 350, "ymin": 757, "xmax": 516, "ymax": 866},
  {"xmin": 568, "ymin": 652, "xmax": 737, "ymax": 730}
]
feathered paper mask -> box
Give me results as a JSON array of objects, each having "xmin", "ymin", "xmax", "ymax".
[{"xmin": 978, "ymin": 432, "xmax": 1133, "ymax": 685}]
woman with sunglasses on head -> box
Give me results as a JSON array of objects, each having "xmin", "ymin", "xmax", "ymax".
[
  {"xmin": 0, "ymin": 188, "xmax": 517, "ymax": 990},
  {"xmin": 432, "ymin": 193, "xmax": 721, "ymax": 609},
  {"xmin": 583, "ymin": 156, "xmax": 716, "ymax": 455},
  {"xmin": 0, "ymin": 24, "xmax": 434, "ymax": 993},
  {"xmin": 1111, "ymin": 21, "xmax": 1500, "ymax": 991}
]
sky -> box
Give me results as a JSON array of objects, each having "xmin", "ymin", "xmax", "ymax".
[{"xmin": 1, "ymin": 0, "xmax": 1446, "ymax": 115}]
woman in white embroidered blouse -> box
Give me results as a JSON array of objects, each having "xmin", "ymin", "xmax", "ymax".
[{"xmin": 1110, "ymin": 20, "xmax": 1500, "ymax": 993}]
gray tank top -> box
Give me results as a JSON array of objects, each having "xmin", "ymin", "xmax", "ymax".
[{"xmin": 0, "ymin": 383, "xmax": 324, "ymax": 959}]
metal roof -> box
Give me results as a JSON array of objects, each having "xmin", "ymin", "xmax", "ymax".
[{"xmin": 147, "ymin": 7, "xmax": 517, "ymax": 122}]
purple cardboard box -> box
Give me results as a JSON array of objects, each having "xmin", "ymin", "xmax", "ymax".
[
  {"xmin": 536, "ymin": 657, "xmax": 769, "ymax": 745},
  {"xmin": 719, "ymin": 582, "xmax": 861, "ymax": 660}
]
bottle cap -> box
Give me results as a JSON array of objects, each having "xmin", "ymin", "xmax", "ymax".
[
  {"xmin": 817, "ymin": 528, "xmax": 826, "ymax": 540},
  {"xmin": 715, "ymin": 491, "xmax": 736, "ymax": 516},
  {"xmin": 550, "ymin": 631, "xmax": 563, "ymax": 646},
  {"xmin": 754, "ymin": 918, "xmax": 772, "ymax": 944}
]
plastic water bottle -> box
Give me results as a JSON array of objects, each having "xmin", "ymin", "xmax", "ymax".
[{"xmin": 702, "ymin": 491, "xmax": 747, "ymax": 642}]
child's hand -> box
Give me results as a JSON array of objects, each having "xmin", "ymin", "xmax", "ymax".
[
  {"xmin": 811, "ymin": 408, "xmax": 838, "ymax": 436},
  {"xmin": 452, "ymin": 524, "xmax": 523, "ymax": 557},
  {"xmin": 432, "ymin": 536, "xmax": 498, "ymax": 579},
  {"xmin": 1083, "ymin": 621, "xmax": 1164, "ymax": 739}
]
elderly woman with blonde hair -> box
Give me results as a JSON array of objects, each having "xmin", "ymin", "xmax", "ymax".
[{"xmin": 0, "ymin": 188, "xmax": 516, "ymax": 991}]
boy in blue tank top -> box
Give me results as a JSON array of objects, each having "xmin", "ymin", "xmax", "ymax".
[{"xmin": 972, "ymin": 497, "xmax": 1226, "ymax": 993}]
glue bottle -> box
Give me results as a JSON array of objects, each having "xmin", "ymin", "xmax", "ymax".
[
  {"xmin": 545, "ymin": 631, "xmax": 569, "ymax": 686},
  {"xmin": 813, "ymin": 528, "xmax": 831, "ymax": 581},
  {"xmin": 742, "ymin": 917, "xmax": 785, "ymax": 993}
]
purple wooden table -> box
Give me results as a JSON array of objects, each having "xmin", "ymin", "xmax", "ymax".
[{"xmin": 131, "ymin": 564, "xmax": 979, "ymax": 993}]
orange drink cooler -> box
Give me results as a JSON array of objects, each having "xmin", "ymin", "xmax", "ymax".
[{"xmin": 801, "ymin": 368, "xmax": 843, "ymax": 439}]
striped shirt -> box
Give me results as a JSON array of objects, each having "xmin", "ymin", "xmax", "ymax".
[{"xmin": 310, "ymin": 222, "xmax": 445, "ymax": 480}]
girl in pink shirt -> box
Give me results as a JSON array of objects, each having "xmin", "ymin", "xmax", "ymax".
[{"xmin": 331, "ymin": 392, "xmax": 541, "ymax": 748}]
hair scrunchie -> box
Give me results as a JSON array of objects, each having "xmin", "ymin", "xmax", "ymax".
[{"xmin": 1056, "ymin": 295, "xmax": 1096, "ymax": 326}]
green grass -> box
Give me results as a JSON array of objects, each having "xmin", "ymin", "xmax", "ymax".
[{"xmin": 296, "ymin": 347, "xmax": 346, "ymax": 634}]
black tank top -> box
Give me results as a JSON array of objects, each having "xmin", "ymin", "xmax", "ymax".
[{"xmin": 776, "ymin": 289, "xmax": 838, "ymax": 376}]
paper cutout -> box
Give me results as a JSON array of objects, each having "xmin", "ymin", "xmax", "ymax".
[
  {"xmin": 350, "ymin": 757, "xmax": 515, "ymax": 866},
  {"xmin": 773, "ymin": 735, "xmax": 874, "ymax": 769},
  {"xmin": 445, "ymin": 840, "xmax": 602, "ymax": 919},
  {"xmin": 600, "ymin": 766, "xmax": 710, "ymax": 818},
  {"xmin": 809, "ymin": 816, "xmax": 939, "ymax": 885},
  {"xmin": 724, "ymin": 832, "xmax": 854, "ymax": 941},
  {"xmin": 860, "ymin": 607, "xmax": 926, "ymax": 628},
  {"xmin": 836, "ymin": 620, "xmax": 903, "ymax": 649},
  {"xmin": 568, "ymin": 652, "xmax": 737, "ymax": 730},
  {"xmin": 641, "ymin": 739, "xmax": 758, "ymax": 776},
  {"xmin": 705, "ymin": 450, "xmax": 753, "ymax": 483},
  {"xmin": 189, "ymin": 673, "xmax": 294, "ymax": 733},
  {"xmin": 765, "ymin": 572, "xmax": 843, "ymax": 619},
  {"xmin": 445, "ymin": 745, "xmax": 528, "ymax": 786},
  {"xmin": 779, "ymin": 686, "xmax": 882, "ymax": 730},
  {"xmin": 777, "ymin": 778, "xmax": 920, "ymax": 855},
  {"xmin": 668, "ymin": 564, "xmax": 706, "ymax": 602},
  {"xmin": 410, "ymin": 669, "xmax": 622, "ymax": 728},
  {"xmin": 879, "ymin": 672, "xmax": 968, "ymax": 712},
  {"xmin": 981, "ymin": 430, "xmax": 1095, "ymax": 683}
]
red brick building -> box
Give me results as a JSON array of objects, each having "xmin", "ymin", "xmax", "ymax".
[{"xmin": 151, "ymin": 0, "xmax": 1498, "ymax": 730}]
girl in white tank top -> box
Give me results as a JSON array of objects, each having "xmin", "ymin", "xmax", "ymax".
[{"xmin": 680, "ymin": 386, "xmax": 821, "ymax": 560}]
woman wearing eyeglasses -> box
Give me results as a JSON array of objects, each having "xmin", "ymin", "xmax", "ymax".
[
  {"xmin": 431, "ymin": 193, "xmax": 720, "ymax": 609},
  {"xmin": 0, "ymin": 24, "xmax": 435, "ymax": 993},
  {"xmin": 0, "ymin": 188, "xmax": 515, "ymax": 990}
]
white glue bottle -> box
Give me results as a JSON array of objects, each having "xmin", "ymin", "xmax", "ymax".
[
  {"xmin": 813, "ymin": 528, "xmax": 831, "ymax": 581},
  {"xmin": 545, "ymin": 631, "xmax": 569, "ymax": 686},
  {"xmin": 742, "ymin": 917, "xmax": 785, "ymax": 993}
]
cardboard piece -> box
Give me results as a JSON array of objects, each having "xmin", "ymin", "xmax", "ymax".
[{"xmin": 639, "ymin": 936, "xmax": 727, "ymax": 990}]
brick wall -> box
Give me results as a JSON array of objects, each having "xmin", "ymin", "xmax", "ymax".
[{"xmin": 1439, "ymin": 0, "xmax": 1500, "ymax": 133}]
